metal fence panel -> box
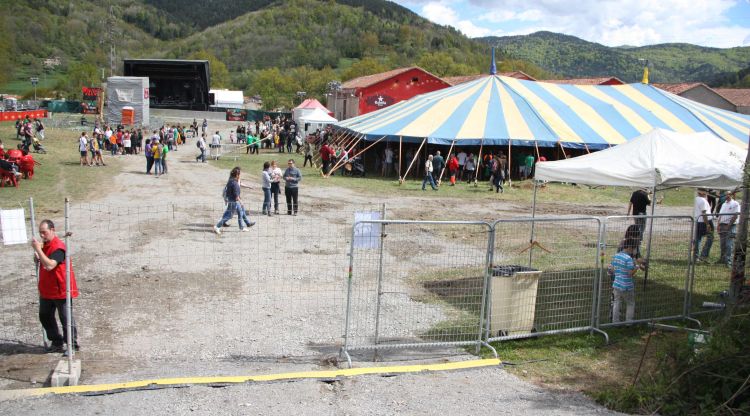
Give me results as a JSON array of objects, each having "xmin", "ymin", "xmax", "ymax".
[
  {"xmin": 689, "ymin": 212, "xmax": 742, "ymax": 316},
  {"xmin": 343, "ymin": 220, "xmax": 492, "ymax": 356},
  {"xmin": 598, "ymin": 216, "xmax": 693, "ymax": 327},
  {"xmin": 487, "ymin": 217, "xmax": 601, "ymax": 342},
  {"xmin": 65, "ymin": 201, "xmax": 380, "ymax": 378},
  {"xmin": 0, "ymin": 200, "xmax": 41, "ymax": 349}
]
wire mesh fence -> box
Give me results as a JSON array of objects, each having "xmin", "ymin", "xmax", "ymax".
[
  {"xmin": 65, "ymin": 200, "xmax": 381, "ymax": 375},
  {"xmin": 689, "ymin": 212, "xmax": 742, "ymax": 316},
  {"xmin": 0, "ymin": 200, "xmax": 42, "ymax": 349},
  {"xmin": 343, "ymin": 220, "xmax": 493, "ymax": 358},
  {"xmin": 598, "ymin": 216, "xmax": 693, "ymax": 327},
  {"xmin": 486, "ymin": 218, "xmax": 601, "ymax": 342}
]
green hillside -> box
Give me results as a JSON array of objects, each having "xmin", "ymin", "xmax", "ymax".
[{"xmin": 478, "ymin": 31, "xmax": 750, "ymax": 84}]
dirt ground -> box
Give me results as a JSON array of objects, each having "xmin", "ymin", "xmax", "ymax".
[{"xmin": 0, "ymin": 122, "xmax": 652, "ymax": 414}]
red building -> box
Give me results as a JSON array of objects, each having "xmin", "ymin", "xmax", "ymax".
[{"xmin": 332, "ymin": 67, "xmax": 450, "ymax": 120}]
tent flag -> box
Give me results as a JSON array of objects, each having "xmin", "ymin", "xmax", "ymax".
[{"xmin": 334, "ymin": 75, "xmax": 750, "ymax": 149}]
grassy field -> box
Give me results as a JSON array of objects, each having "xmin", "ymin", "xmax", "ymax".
[{"xmin": 209, "ymin": 147, "xmax": 698, "ymax": 207}]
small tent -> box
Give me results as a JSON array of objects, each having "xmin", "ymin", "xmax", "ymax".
[
  {"xmin": 209, "ymin": 89, "xmax": 244, "ymax": 108},
  {"xmin": 293, "ymin": 99, "xmax": 333, "ymax": 123},
  {"xmin": 534, "ymin": 129, "xmax": 744, "ymax": 190},
  {"xmin": 299, "ymin": 107, "xmax": 338, "ymax": 136}
]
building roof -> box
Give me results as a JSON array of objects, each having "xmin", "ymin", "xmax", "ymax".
[
  {"xmin": 443, "ymin": 71, "xmax": 537, "ymax": 86},
  {"xmin": 542, "ymin": 77, "xmax": 624, "ymax": 85},
  {"xmin": 652, "ymin": 83, "xmax": 705, "ymax": 95},
  {"xmin": 342, "ymin": 66, "xmax": 444, "ymax": 89},
  {"xmin": 715, "ymin": 88, "xmax": 750, "ymax": 106}
]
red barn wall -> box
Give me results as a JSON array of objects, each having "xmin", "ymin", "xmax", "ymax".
[{"xmin": 356, "ymin": 68, "xmax": 450, "ymax": 116}]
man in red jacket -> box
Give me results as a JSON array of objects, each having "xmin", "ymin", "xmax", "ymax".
[{"xmin": 31, "ymin": 219, "xmax": 79, "ymax": 353}]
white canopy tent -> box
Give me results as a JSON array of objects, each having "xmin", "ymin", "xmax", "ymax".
[
  {"xmin": 299, "ymin": 107, "xmax": 338, "ymax": 136},
  {"xmin": 535, "ymin": 129, "xmax": 745, "ymax": 191},
  {"xmin": 527, "ymin": 128, "xmax": 746, "ymax": 278}
]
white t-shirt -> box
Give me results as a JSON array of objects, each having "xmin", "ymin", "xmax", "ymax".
[
  {"xmin": 79, "ymin": 136, "xmax": 88, "ymax": 152},
  {"xmin": 270, "ymin": 167, "xmax": 282, "ymax": 183},
  {"xmin": 694, "ymin": 196, "xmax": 712, "ymax": 223},
  {"xmin": 385, "ymin": 148, "xmax": 394, "ymax": 163},
  {"xmin": 104, "ymin": 129, "xmax": 112, "ymax": 139},
  {"xmin": 718, "ymin": 199, "xmax": 740, "ymax": 224},
  {"xmin": 425, "ymin": 159, "xmax": 433, "ymax": 173},
  {"xmin": 457, "ymin": 152, "xmax": 467, "ymax": 166},
  {"xmin": 211, "ymin": 134, "xmax": 221, "ymax": 146}
]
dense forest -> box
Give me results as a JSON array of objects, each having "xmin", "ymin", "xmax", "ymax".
[
  {"xmin": 478, "ymin": 31, "xmax": 750, "ymax": 85},
  {"xmin": 2, "ymin": 1, "xmax": 749, "ymax": 109}
]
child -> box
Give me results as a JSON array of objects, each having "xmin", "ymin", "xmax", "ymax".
[{"xmin": 610, "ymin": 237, "xmax": 643, "ymax": 323}]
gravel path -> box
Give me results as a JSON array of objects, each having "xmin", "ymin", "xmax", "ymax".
[{"xmin": 0, "ymin": 120, "xmax": 635, "ymax": 414}]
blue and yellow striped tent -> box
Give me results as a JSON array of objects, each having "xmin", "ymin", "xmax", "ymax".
[{"xmin": 334, "ymin": 75, "xmax": 750, "ymax": 150}]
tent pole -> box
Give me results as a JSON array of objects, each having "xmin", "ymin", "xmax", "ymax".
[
  {"xmin": 326, "ymin": 134, "xmax": 363, "ymax": 178},
  {"xmin": 642, "ymin": 182, "xmax": 658, "ymax": 291},
  {"xmin": 559, "ymin": 141, "xmax": 568, "ymax": 159},
  {"xmin": 533, "ymin": 141, "xmax": 541, "ymax": 180},
  {"xmin": 474, "ymin": 137, "xmax": 485, "ymax": 186},
  {"xmin": 329, "ymin": 135, "xmax": 385, "ymax": 176},
  {"xmin": 398, "ymin": 136, "xmax": 403, "ymax": 184},
  {"xmin": 438, "ymin": 140, "xmax": 456, "ymax": 186},
  {"xmin": 507, "ymin": 140, "xmax": 512, "ymax": 188},
  {"xmin": 402, "ymin": 138, "xmax": 427, "ymax": 184},
  {"xmin": 583, "ymin": 143, "xmax": 591, "ymax": 154},
  {"xmin": 529, "ymin": 180, "xmax": 539, "ymax": 268}
]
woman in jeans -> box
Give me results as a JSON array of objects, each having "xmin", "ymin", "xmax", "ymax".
[
  {"xmin": 269, "ymin": 160, "xmax": 282, "ymax": 215},
  {"xmin": 261, "ymin": 161, "xmax": 272, "ymax": 216}
]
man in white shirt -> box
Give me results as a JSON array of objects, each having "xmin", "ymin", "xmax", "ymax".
[
  {"xmin": 456, "ymin": 150, "xmax": 467, "ymax": 181},
  {"xmin": 78, "ymin": 132, "xmax": 89, "ymax": 167},
  {"xmin": 383, "ymin": 147, "xmax": 394, "ymax": 177},
  {"xmin": 717, "ymin": 191, "xmax": 740, "ymax": 266},
  {"xmin": 693, "ymin": 189, "xmax": 714, "ymax": 262}
]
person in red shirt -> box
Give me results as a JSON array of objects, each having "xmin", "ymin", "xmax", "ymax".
[
  {"xmin": 319, "ymin": 141, "xmax": 335, "ymax": 176},
  {"xmin": 447, "ymin": 154, "xmax": 459, "ymax": 186},
  {"xmin": 31, "ymin": 219, "xmax": 80, "ymax": 353}
]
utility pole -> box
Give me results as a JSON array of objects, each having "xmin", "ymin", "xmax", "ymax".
[{"xmin": 108, "ymin": 4, "xmax": 116, "ymax": 77}]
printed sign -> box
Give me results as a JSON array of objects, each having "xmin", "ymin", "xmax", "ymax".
[
  {"xmin": 226, "ymin": 108, "xmax": 248, "ymax": 121},
  {"xmin": 1, "ymin": 208, "xmax": 28, "ymax": 245},
  {"xmin": 353, "ymin": 211, "xmax": 383, "ymax": 249},
  {"xmin": 365, "ymin": 94, "xmax": 395, "ymax": 108},
  {"xmin": 82, "ymin": 87, "xmax": 102, "ymax": 101}
]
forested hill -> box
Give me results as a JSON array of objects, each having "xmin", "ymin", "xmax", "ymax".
[
  {"xmin": 477, "ymin": 31, "xmax": 750, "ymax": 84},
  {"xmin": 2, "ymin": 0, "xmax": 551, "ymax": 107}
]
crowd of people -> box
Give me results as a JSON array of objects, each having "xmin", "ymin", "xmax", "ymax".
[{"xmin": 213, "ymin": 159, "xmax": 302, "ymax": 235}]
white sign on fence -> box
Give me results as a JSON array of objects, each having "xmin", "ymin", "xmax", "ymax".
[
  {"xmin": 353, "ymin": 211, "xmax": 382, "ymax": 249},
  {"xmin": 1, "ymin": 208, "xmax": 28, "ymax": 245}
]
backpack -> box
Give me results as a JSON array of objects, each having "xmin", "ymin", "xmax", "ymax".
[{"xmin": 196, "ymin": 140, "xmax": 201, "ymax": 148}]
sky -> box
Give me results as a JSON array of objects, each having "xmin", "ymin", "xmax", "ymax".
[{"xmin": 392, "ymin": 0, "xmax": 750, "ymax": 48}]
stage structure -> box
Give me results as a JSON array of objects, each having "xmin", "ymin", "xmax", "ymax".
[{"xmin": 123, "ymin": 59, "xmax": 211, "ymax": 110}]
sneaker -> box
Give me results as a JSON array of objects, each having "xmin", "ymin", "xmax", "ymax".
[
  {"xmin": 213, "ymin": 226, "xmax": 221, "ymax": 235},
  {"xmin": 293, "ymin": 212, "xmax": 297, "ymax": 216},
  {"xmin": 241, "ymin": 228, "xmax": 249, "ymax": 232},
  {"xmin": 45, "ymin": 344, "xmax": 64, "ymax": 353},
  {"xmin": 222, "ymin": 222, "xmax": 230, "ymax": 227},
  {"xmin": 248, "ymin": 221, "xmax": 256, "ymax": 227}
]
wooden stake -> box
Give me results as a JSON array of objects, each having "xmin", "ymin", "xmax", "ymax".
[
  {"xmin": 401, "ymin": 138, "xmax": 427, "ymax": 185},
  {"xmin": 398, "ymin": 136, "xmax": 403, "ymax": 183},
  {"xmin": 507, "ymin": 140, "xmax": 512, "ymax": 188},
  {"xmin": 473, "ymin": 137, "xmax": 485, "ymax": 186}
]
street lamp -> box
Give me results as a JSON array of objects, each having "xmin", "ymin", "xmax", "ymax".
[
  {"xmin": 296, "ymin": 91, "xmax": 306, "ymax": 106},
  {"xmin": 327, "ymin": 80, "xmax": 341, "ymax": 119},
  {"xmin": 30, "ymin": 77, "xmax": 39, "ymax": 101}
]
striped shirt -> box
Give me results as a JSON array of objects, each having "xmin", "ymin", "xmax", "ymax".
[{"xmin": 611, "ymin": 251, "xmax": 635, "ymax": 291}]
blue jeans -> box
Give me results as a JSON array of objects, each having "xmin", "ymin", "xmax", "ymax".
[
  {"xmin": 422, "ymin": 173, "xmax": 437, "ymax": 190},
  {"xmin": 262, "ymin": 188, "xmax": 271, "ymax": 214},
  {"xmin": 153, "ymin": 158, "xmax": 162, "ymax": 175},
  {"xmin": 694, "ymin": 221, "xmax": 714, "ymax": 260},
  {"xmin": 718, "ymin": 224, "xmax": 736, "ymax": 265},
  {"xmin": 216, "ymin": 201, "xmax": 246, "ymax": 230}
]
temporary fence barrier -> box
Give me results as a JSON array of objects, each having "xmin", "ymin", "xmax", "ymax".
[
  {"xmin": 486, "ymin": 217, "xmax": 603, "ymax": 342},
  {"xmin": 598, "ymin": 216, "xmax": 694, "ymax": 328},
  {"xmin": 341, "ymin": 220, "xmax": 496, "ymax": 365},
  {"xmin": 64, "ymin": 200, "xmax": 382, "ymax": 379}
]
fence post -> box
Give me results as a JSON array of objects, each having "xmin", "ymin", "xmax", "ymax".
[
  {"xmin": 373, "ymin": 204, "xmax": 387, "ymax": 350},
  {"xmin": 591, "ymin": 218, "xmax": 609, "ymax": 343},
  {"xmin": 29, "ymin": 197, "xmax": 49, "ymax": 348},
  {"xmin": 340, "ymin": 220, "xmax": 359, "ymax": 368},
  {"xmin": 478, "ymin": 222, "xmax": 498, "ymax": 357},
  {"xmin": 64, "ymin": 197, "xmax": 73, "ymax": 371},
  {"xmin": 684, "ymin": 218, "xmax": 702, "ymax": 327}
]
